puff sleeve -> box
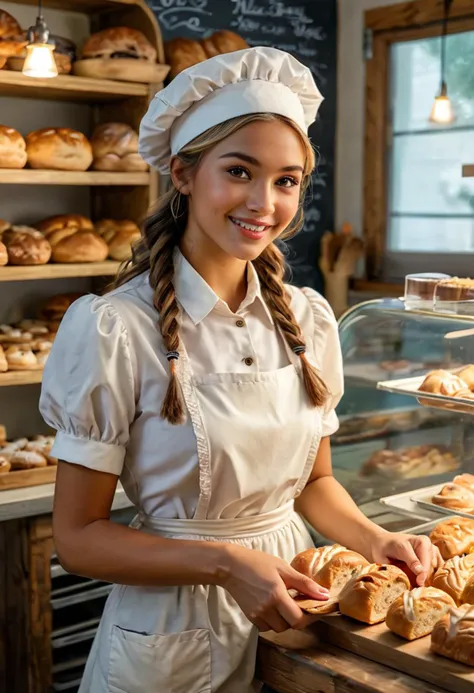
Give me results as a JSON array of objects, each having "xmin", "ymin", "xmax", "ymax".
[
  {"xmin": 39, "ymin": 295, "xmax": 135, "ymax": 475},
  {"xmin": 301, "ymin": 288, "xmax": 344, "ymax": 438}
]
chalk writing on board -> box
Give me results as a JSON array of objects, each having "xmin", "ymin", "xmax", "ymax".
[{"xmin": 150, "ymin": 0, "xmax": 211, "ymax": 33}]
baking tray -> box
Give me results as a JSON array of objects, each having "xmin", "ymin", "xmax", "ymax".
[
  {"xmin": 377, "ymin": 374, "xmax": 474, "ymax": 415},
  {"xmin": 380, "ymin": 483, "xmax": 449, "ymax": 520}
]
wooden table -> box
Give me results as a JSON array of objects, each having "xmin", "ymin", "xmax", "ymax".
[{"xmin": 256, "ymin": 633, "xmax": 447, "ymax": 693}]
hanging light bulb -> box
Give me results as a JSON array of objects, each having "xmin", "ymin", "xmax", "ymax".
[
  {"xmin": 429, "ymin": 0, "xmax": 455, "ymax": 124},
  {"xmin": 22, "ymin": 0, "xmax": 57, "ymax": 79}
]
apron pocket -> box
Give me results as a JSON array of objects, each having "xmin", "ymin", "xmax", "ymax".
[{"xmin": 107, "ymin": 625, "xmax": 211, "ymax": 693}]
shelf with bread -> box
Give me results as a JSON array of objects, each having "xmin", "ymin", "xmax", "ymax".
[
  {"xmin": 0, "ymin": 260, "xmax": 121, "ymax": 282},
  {"xmin": 0, "ymin": 427, "xmax": 57, "ymax": 490}
]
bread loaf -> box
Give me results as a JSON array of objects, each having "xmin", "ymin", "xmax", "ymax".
[
  {"xmin": 81, "ymin": 27, "xmax": 157, "ymax": 62},
  {"xmin": 95, "ymin": 218, "xmax": 141, "ymax": 260},
  {"xmin": 91, "ymin": 123, "xmax": 147, "ymax": 172},
  {"xmin": 419, "ymin": 369, "xmax": 467, "ymax": 397},
  {"xmin": 200, "ymin": 30, "xmax": 248, "ymax": 58},
  {"xmin": 2, "ymin": 226, "xmax": 51, "ymax": 265},
  {"xmin": 36, "ymin": 214, "xmax": 108, "ymax": 263},
  {"xmin": 0, "ymin": 10, "xmax": 27, "ymax": 58},
  {"xmin": 26, "ymin": 128, "xmax": 93, "ymax": 171},
  {"xmin": 431, "ymin": 553, "xmax": 474, "ymax": 604},
  {"xmin": 0, "ymin": 125, "xmax": 27, "ymax": 168},
  {"xmin": 386, "ymin": 587, "xmax": 455, "ymax": 640},
  {"xmin": 431, "ymin": 604, "xmax": 474, "ymax": 666},
  {"xmin": 4, "ymin": 345, "xmax": 38, "ymax": 371},
  {"xmin": 10, "ymin": 449, "xmax": 47, "ymax": 469},
  {"xmin": 291, "ymin": 545, "xmax": 369, "ymax": 592},
  {"xmin": 430, "ymin": 516, "xmax": 474, "ymax": 560},
  {"xmin": 165, "ymin": 37, "xmax": 208, "ymax": 79},
  {"xmin": 338, "ymin": 564, "xmax": 411, "ymax": 624}
]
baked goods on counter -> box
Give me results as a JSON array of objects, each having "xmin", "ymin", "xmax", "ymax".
[
  {"xmin": 1, "ymin": 225, "xmax": 52, "ymax": 265},
  {"xmin": 0, "ymin": 10, "xmax": 27, "ymax": 61},
  {"xmin": 37, "ymin": 292, "xmax": 84, "ymax": 331},
  {"xmin": 0, "ymin": 433, "xmax": 57, "ymax": 472},
  {"xmin": 95, "ymin": 218, "xmax": 141, "ymax": 260},
  {"xmin": 419, "ymin": 369, "xmax": 467, "ymax": 397},
  {"xmin": 386, "ymin": 587, "xmax": 456, "ymax": 640},
  {"xmin": 0, "ymin": 320, "xmax": 54, "ymax": 371},
  {"xmin": 81, "ymin": 27, "xmax": 157, "ymax": 63},
  {"xmin": 338, "ymin": 564, "xmax": 411, "ymax": 624},
  {"xmin": 360, "ymin": 445, "xmax": 458, "ymax": 480},
  {"xmin": 0, "ymin": 125, "xmax": 27, "ymax": 168},
  {"xmin": 430, "ymin": 516, "xmax": 474, "ymax": 560},
  {"xmin": 165, "ymin": 31, "xmax": 248, "ymax": 79},
  {"xmin": 35, "ymin": 214, "xmax": 108, "ymax": 263},
  {"xmin": 432, "ymin": 475, "xmax": 474, "ymax": 514},
  {"xmin": 431, "ymin": 554, "xmax": 474, "ymax": 604},
  {"xmin": 26, "ymin": 128, "xmax": 93, "ymax": 171},
  {"xmin": 0, "ymin": 238, "xmax": 7, "ymax": 266},
  {"xmin": 291, "ymin": 545, "xmax": 369, "ymax": 592},
  {"xmin": 431, "ymin": 604, "xmax": 474, "ymax": 665},
  {"xmin": 90, "ymin": 123, "xmax": 147, "ymax": 172}
]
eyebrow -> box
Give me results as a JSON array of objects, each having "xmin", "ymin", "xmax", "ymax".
[{"xmin": 219, "ymin": 152, "xmax": 304, "ymax": 173}]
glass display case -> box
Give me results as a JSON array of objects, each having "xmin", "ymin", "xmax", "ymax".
[{"xmin": 334, "ymin": 298, "xmax": 474, "ymax": 530}]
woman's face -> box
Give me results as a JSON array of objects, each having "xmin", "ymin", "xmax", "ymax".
[{"xmin": 173, "ymin": 119, "xmax": 307, "ymax": 263}]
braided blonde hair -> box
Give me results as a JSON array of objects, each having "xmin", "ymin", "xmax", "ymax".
[{"xmin": 112, "ymin": 113, "xmax": 329, "ymax": 424}]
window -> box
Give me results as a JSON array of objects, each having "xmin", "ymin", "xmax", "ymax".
[{"xmin": 364, "ymin": 1, "xmax": 474, "ymax": 281}]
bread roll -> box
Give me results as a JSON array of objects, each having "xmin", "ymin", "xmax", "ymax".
[
  {"xmin": 38, "ymin": 292, "xmax": 84, "ymax": 323},
  {"xmin": 95, "ymin": 218, "xmax": 141, "ymax": 261},
  {"xmin": 430, "ymin": 516, "xmax": 474, "ymax": 560},
  {"xmin": 457, "ymin": 366, "xmax": 474, "ymax": 391},
  {"xmin": 0, "ymin": 325, "xmax": 32, "ymax": 344},
  {"xmin": 10, "ymin": 449, "xmax": 47, "ymax": 469},
  {"xmin": 165, "ymin": 37, "xmax": 208, "ymax": 79},
  {"xmin": 0, "ymin": 240, "xmax": 7, "ymax": 266},
  {"xmin": 431, "ymin": 553, "xmax": 474, "ymax": 604},
  {"xmin": 361, "ymin": 445, "xmax": 458, "ymax": 480},
  {"xmin": 26, "ymin": 128, "xmax": 93, "ymax": 171},
  {"xmin": 291, "ymin": 545, "xmax": 369, "ymax": 592},
  {"xmin": 0, "ymin": 345, "xmax": 7, "ymax": 373},
  {"xmin": 36, "ymin": 214, "xmax": 107, "ymax": 263},
  {"xmin": 0, "ymin": 10, "xmax": 27, "ymax": 59},
  {"xmin": 91, "ymin": 123, "xmax": 147, "ymax": 172},
  {"xmin": 81, "ymin": 27, "xmax": 157, "ymax": 62},
  {"xmin": 2, "ymin": 226, "xmax": 51, "ymax": 265},
  {"xmin": 431, "ymin": 604, "xmax": 474, "ymax": 666},
  {"xmin": 200, "ymin": 30, "xmax": 248, "ymax": 58},
  {"xmin": 0, "ymin": 456, "xmax": 11, "ymax": 474},
  {"xmin": 4, "ymin": 345, "xmax": 38, "ymax": 370},
  {"xmin": 386, "ymin": 587, "xmax": 455, "ymax": 640},
  {"xmin": 0, "ymin": 125, "xmax": 27, "ymax": 168},
  {"xmin": 432, "ymin": 483, "xmax": 474, "ymax": 514},
  {"xmin": 419, "ymin": 369, "xmax": 467, "ymax": 397},
  {"xmin": 338, "ymin": 564, "xmax": 411, "ymax": 624}
]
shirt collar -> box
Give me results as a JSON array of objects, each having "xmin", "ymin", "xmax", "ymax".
[{"xmin": 173, "ymin": 249, "xmax": 274, "ymax": 326}]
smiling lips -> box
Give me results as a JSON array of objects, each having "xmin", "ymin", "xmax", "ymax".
[{"xmin": 229, "ymin": 216, "xmax": 273, "ymax": 240}]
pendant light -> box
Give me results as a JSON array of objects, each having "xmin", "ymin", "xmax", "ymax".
[
  {"xmin": 429, "ymin": 0, "xmax": 455, "ymax": 124},
  {"xmin": 22, "ymin": 0, "xmax": 58, "ymax": 79}
]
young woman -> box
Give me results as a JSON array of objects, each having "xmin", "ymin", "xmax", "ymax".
[{"xmin": 40, "ymin": 47, "xmax": 440, "ymax": 693}]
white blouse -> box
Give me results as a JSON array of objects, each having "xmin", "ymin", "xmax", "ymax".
[{"xmin": 40, "ymin": 250, "xmax": 344, "ymax": 519}]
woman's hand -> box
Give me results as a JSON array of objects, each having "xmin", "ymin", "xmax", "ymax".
[
  {"xmin": 220, "ymin": 545, "xmax": 330, "ymax": 633},
  {"xmin": 369, "ymin": 530, "xmax": 443, "ymax": 586}
]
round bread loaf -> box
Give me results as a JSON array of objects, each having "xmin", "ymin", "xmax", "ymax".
[
  {"xmin": 2, "ymin": 226, "xmax": 51, "ymax": 265},
  {"xmin": 81, "ymin": 27, "xmax": 156, "ymax": 62},
  {"xmin": 35, "ymin": 214, "xmax": 107, "ymax": 263},
  {"xmin": 91, "ymin": 123, "xmax": 147, "ymax": 172},
  {"xmin": 0, "ymin": 125, "xmax": 27, "ymax": 168},
  {"xmin": 0, "ymin": 10, "xmax": 22, "ymax": 39},
  {"xmin": 165, "ymin": 37, "xmax": 208, "ymax": 79},
  {"xmin": 26, "ymin": 128, "xmax": 93, "ymax": 171},
  {"xmin": 386, "ymin": 587, "xmax": 456, "ymax": 641},
  {"xmin": 200, "ymin": 30, "xmax": 248, "ymax": 58},
  {"xmin": 95, "ymin": 218, "xmax": 141, "ymax": 261}
]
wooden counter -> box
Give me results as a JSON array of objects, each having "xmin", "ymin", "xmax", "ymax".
[{"xmin": 257, "ymin": 633, "xmax": 448, "ymax": 693}]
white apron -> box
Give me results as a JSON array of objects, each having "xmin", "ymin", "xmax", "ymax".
[{"xmin": 79, "ymin": 332, "xmax": 322, "ymax": 693}]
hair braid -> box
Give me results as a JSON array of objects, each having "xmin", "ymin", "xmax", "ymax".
[{"xmin": 254, "ymin": 243, "xmax": 329, "ymax": 407}]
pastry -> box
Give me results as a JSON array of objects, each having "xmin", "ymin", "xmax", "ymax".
[
  {"xmin": 338, "ymin": 564, "xmax": 411, "ymax": 624},
  {"xmin": 165, "ymin": 37, "xmax": 208, "ymax": 79},
  {"xmin": 431, "ymin": 604, "xmax": 474, "ymax": 665},
  {"xmin": 4, "ymin": 345, "xmax": 38, "ymax": 370},
  {"xmin": 419, "ymin": 369, "xmax": 467, "ymax": 397},
  {"xmin": 81, "ymin": 27, "xmax": 157, "ymax": 62},
  {"xmin": 26, "ymin": 128, "xmax": 93, "ymax": 171},
  {"xmin": 36, "ymin": 214, "xmax": 108, "ymax": 263},
  {"xmin": 0, "ymin": 345, "xmax": 7, "ymax": 373},
  {"xmin": 386, "ymin": 587, "xmax": 455, "ymax": 641},
  {"xmin": 435, "ymin": 277, "xmax": 474, "ymax": 302},
  {"xmin": 432, "ymin": 483, "xmax": 474, "ymax": 514},
  {"xmin": 360, "ymin": 445, "xmax": 458, "ymax": 480},
  {"xmin": 0, "ymin": 455, "xmax": 10, "ymax": 474},
  {"xmin": 430, "ymin": 516, "xmax": 474, "ymax": 560},
  {"xmin": 200, "ymin": 30, "xmax": 248, "ymax": 59},
  {"xmin": 9, "ymin": 449, "xmax": 47, "ymax": 469},
  {"xmin": 0, "ymin": 326, "xmax": 32, "ymax": 344},
  {"xmin": 2, "ymin": 226, "xmax": 51, "ymax": 265},
  {"xmin": 0, "ymin": 125, "xmax": 27, "ymax": 169},
  {"xmin": 95, "ymin": 219, "xmax": 141, "ymax": 260},
  {"xmin": 91, "ymin": 123, "xmax": 147, "ymax": 172},
  {"xmin": 291, "ymin": 545, "xmax": 369, "ymax": 592},
  {"xmin": 457, "ymin": 366, "xmax": 474, "ymax": 391},
  {"xmin": 0, "ymin": 239, "xmax": 7, "ymax": 265},
  {"xmin": 0, "ymin": 10, "xmax": 27, "ymax": 59},
  {"xmin": 431, "ymin": 553, "xmax": 474, "ymax": 604}
]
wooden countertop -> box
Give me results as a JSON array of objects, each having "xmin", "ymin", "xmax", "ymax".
[{"xmin": 256, "ymin": 632, "xmax": 447, "ymax": 693}]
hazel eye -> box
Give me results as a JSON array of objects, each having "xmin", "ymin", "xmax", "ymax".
[
  {"xmin": 277, "ymin": 176, "xmax": 299, "ymax": 188},
  {"xmin": 228, "ymin": 166, "xmax": 250, "ymax": 179}
]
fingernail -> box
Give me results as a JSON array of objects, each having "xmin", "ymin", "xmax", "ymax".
[{"xmin": 413, "ymin": 563, "xmax": 423, "ymax": 573}]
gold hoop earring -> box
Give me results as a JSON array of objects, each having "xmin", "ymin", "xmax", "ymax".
[{"xmin": 171, "ymin": 192, "xmax": 184, "ymax": 223}]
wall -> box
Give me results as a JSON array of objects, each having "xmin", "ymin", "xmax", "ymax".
[{"xmin": 336, "ymin": 0, "xmax": 415, "ymax": 234}]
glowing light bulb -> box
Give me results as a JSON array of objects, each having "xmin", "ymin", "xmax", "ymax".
[{"xmin": 22, "ymin": 43, "xmax": 58, "ymax": 78}]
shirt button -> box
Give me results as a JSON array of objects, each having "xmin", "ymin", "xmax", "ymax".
[
  {"xmin": 236, "ymin": 319, "xmax": 245, "ymax": 328},
  {"xmin": 243, "ymin": 357, "xmax": 254, "ymax": 367}
]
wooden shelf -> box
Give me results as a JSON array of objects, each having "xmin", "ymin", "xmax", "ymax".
[
  {"xmin": 8, "ymin": 0, "xmax": 140, "ymax": 11},
  {"xmin": 462, "ymin": 165, "xmax": 474, "ymax": 177},
  {"xmin": 0, "ymin": 261, "xmax": 121, "ymax": 282},
  {"xmin": 0, "ymin": 170, "xmax": 150, "ymax": 185},
  {"xmin": 0, "ymin": 71, "xmax": 149, "ymax": 102},
  {"xmin": 0, "ymin": 371, "xmax": 42, "ymax": 387}
]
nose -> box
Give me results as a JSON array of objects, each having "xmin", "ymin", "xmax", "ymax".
[{"xmin": 246, "ymin": 180, "xmax": 275, "ymax": 216}]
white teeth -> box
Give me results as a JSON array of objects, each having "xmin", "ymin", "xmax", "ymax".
[{"xmin": 231, "ymin": 217, "xmax": 266, "ymax": 232}]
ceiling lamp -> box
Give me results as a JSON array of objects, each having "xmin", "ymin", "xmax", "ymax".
[
  {"xmin": 429, "ymin": 0, "xmax": 455, "ymax": 125},
  {"xmin": 22, "ymin": 0, "xmax": 58, "ymax": 79}
]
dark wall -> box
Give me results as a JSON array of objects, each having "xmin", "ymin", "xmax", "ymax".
[{"xmin": 146, "ymin": 0, "xmax": 337, "ymax": 292}]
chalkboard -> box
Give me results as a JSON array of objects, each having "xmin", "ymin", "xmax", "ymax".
[{"xmin": 146, "ymin": 0, "xmax": 337, "ymax": 292}]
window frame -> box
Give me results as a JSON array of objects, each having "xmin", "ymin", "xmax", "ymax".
[{"xmin": 364, "ymin": 0, "xmax": 474, "ymax": 281}]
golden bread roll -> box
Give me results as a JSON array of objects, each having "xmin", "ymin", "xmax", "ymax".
[
  {"xmin": 430, "ymin": 516, "xmax": 474, "ymax": 560},
  {"xmin": 431, "ymin": 553, "xmax": 474, "ymax": 604},
  {"xmin": 0, "ymin": 125, "xmax": 27, "ymax": 168},
  {"xmin": 431, "ymin": 604, "xmax": 474, "ymax": 665},
  {"xmin": 432, "ymin": 482, "xmax": 474, "ymax": 514},
  {"xmin": 10, "ymin": 449, "xmax": 47, "ymax": 469},
  {"xmin": 461, "ymin": 573, "xmax": 474, "ymax": 604},
  {"xmin": 81, "ymin": 27, "xmax": 156, "ymax": 62},
  {"xmin": 26, "ymin": 128, "xmax": 93, "ymax": 171},
  {"xmin": 4, "ymin": 345, "xmax": 38, "ymax": 370},
  {"xmin": 0, "ymin": 10, "xmax": 22, "ymax": 39},
  {"xmin": 2, "ymin": 226, "xmax": 51, "ymax": 265},
  {"xmin": 91, "ymin": 123, "xmax": 147, "ymax": 172},
  {"xmin": 200, "ymin": 30, "xmax": 248, "ymax": 58},
  {"xmin": 38, "ymin": 292, "xmax": 84, "ymax": 322},
  {"xmin": 0, "ymin": 240, "xmax": 7, "ymax": 266},
  {"xmin": 165, "ymin": 37, "xmax": 208, "ymax": 79},
  {"xmin": 36, "ymin": 214, "xmax": 108, "ymax": 263},
  {"xmin": 419, "ymin": 369, "xmax": 467, "ymax": 397},
  {"xmin": 291, "ymin": 545, "xmax": 369, "ymax": 592},
  {"xmin": 361, "ymin": 445, "xmax": 458, "ymax": 480},
  {"xmin": 0, "ymin": 325, "xmax": 32, "ymax": 344},
  {"xmin": 0, "ymin": 345, "xmax": 7, "ymax": 373},
  {"xmin": 95, "ymin": 218, "xmax": 141, "ymax": 261},
  {"xmin": 338, "ymin": 564, "xmax": 410, "ymax": 624},
  {"xmin": 386, "ymin": 587, "xmax": 455, "ymax": 640},
  {"xmin": 457, "ymin": 366, "xmax": 474, "ymax": 391}
]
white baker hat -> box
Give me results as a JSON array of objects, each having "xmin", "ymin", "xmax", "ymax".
[{"xmin": 138, "ymin": 46, "xmax": 323, "ymax": 174}]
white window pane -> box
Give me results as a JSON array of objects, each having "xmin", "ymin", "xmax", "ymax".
[
  {"xmin": 391, "ymin": 130, "xmax": 474, "ymax": 214},
  {"xmin": 388, "ymin": 216, "xmax": 474, "ymax": 253}
]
